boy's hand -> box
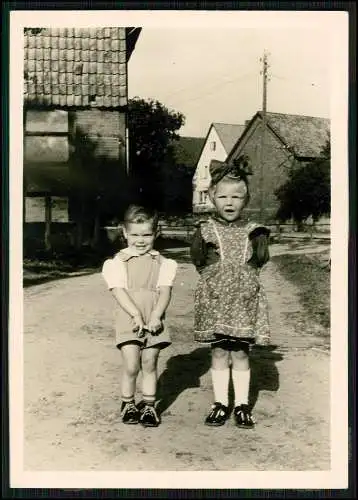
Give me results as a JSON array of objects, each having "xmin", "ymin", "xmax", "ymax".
[
  {"xmin": 132, "ymin": 314, "xmax": 145, "ymax": 338},
  {"xmin": 146, "ymin": 314, "xmax": 163, "ymax": 335}
]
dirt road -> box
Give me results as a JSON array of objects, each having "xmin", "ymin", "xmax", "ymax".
[{"xmin": 23, "ymin": 245, "xmax": 330, "ymax": 471}]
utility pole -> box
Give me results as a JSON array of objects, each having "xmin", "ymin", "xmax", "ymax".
[{"xmin": 259, "ymin": 50, "xmax": 270, "ymax": 223}]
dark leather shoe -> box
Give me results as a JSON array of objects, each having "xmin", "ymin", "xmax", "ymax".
[
  {"xmin": 204, "ymin": 402, "xmax": 230, "ymax": 426},
  {"xmin": 233, "ymin": 404, "xmax": 255, "ymax": 429},
  {"xmin": 139, "ymin": 404, "xmax": 160, "ymax": 427},
  {"xmin": 121, "ymin": 401, "xmax": 140, "ymax": 424}
]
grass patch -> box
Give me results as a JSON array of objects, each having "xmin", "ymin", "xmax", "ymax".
[
  {"xmin": 23, "ymin": 251, "xmax": 101, "ymax": 287},
  {"xmin": 272, "ymin": 253, "xmax": 330, "ymax": 336}
]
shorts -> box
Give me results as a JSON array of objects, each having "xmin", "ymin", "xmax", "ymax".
[{"xmin": 116, "ymin": 326, "xmax": 171, "ymax": 350}]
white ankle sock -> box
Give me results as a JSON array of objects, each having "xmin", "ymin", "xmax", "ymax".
[
  {"xmin": 211, "ymin": 368, "xmax": 230, "ymax": 407},
  {"xmin": 232, "ymin": 368, "xmax": 251, "ymax": 406}
]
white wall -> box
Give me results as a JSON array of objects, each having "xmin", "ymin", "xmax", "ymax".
[{"xmin": 192, "ymin": 126, "xmax": 228, "ymax": 211}]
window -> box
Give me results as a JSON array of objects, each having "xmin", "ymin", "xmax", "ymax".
[
  {"xmin": 25, "ymin": 110, "xmax": 69, "ymax": 163},
  {"xmin": 210, "ymin": 141, "xmax": 216, "ymax": 151},
  {"xmin": 52, "ymin": 197, "xmax": 70, "ymax": 222},
  {"xmin": 199, "ymin": 191, "xmax": 207, "ymax": 204},
  {"xmin": 25, "ymin": 196, "xmax": 69, "ymax": 223},
  {"xmin": 200, "ymin": 165, "xmax": 208, "ymax": 179},
  {"xmin": 25, "ymin": 197, "xmax": 46, "ymax": 222},
  {"xmin": 24, "ymin": 110, "xmax": 71, "ymax": 223}
]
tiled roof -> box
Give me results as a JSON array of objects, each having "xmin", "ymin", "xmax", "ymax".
[
  {"xmin": 213, "ymin": 123, "xmax": 245, "ymax": 153},
  {"xmin": 24, "ymin": 27, "xmax": 140, "ymax": 108},
  {"xmin": 172, "ymin": 136, "xmax": 205, "ymax": 169},
  {"xmin": 264, "ymin": 112, "xmax": 330, "ymax": 158}
]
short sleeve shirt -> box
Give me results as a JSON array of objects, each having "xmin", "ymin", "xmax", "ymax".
[{"xmin": 102, "ymin": 248, "xmax": 178, "ymax": 290}]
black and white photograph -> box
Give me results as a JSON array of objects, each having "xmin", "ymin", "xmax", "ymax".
[{"xmin": 8, "ymin": 9, "xmax": 349, "ymax": 490}]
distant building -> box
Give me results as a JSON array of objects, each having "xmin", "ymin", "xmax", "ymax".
[
  {"xmin": 192, "ymin": 122, "xmax": 245, "ymax": 213},
  {"xmin": 226, "ymin": 111, "xmax": 330, "ymax": 221},
  {"xmin": 23, "ymin": 27, "xmax": 141, "ymax": 252}
]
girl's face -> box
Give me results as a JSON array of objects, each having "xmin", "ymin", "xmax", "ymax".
[
  {"xmin": 123, "ymin": 222, "xmax": 157, "ymax": 255},
  {"xmin": 210, "ymin": 179, "xmax": 248, "ymax": 222}
]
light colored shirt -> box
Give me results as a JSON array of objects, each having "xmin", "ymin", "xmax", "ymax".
[{"xmin": 102, "ymin": 248, "xmax": 178, "ymax": 290}]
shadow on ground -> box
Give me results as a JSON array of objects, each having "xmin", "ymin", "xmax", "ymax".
[
  {"xmin": 23, "ymin": 269, "xmax": 99, "ymax": 288},
  {"xmin": 247, "ymin": 347, "xmax": 284, "ymax": 411},
  {"xmin": 156, "ymin": 345, "xmax": 283, "ymax": 415},
  {"xmin": 156, "ymin": 347, "xmax": 210, "ymax": 415}
]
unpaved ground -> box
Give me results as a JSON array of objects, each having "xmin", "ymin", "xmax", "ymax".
[{"xmin": 23, "ymin": 243, "xmax": 330, "ymax": 471}]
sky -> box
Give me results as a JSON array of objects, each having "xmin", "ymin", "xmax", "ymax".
[{"xmin": 128, "ymin": 25, "xmax": 332, "ymax": 138}]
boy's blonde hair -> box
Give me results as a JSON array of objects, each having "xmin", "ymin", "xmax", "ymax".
[{"xmin": 123, "ymin": 204, "xmax": 159, "ymax": 231}]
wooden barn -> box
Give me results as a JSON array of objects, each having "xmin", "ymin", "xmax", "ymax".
[{"xmin": 23, "ymin": 27, "xmax": 141, "ymax": 254}]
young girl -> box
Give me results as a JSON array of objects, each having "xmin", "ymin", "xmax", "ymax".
[
  {"xmin": 190, "ymin": 156, "xmax": 271, "ymax": 429},
  {"xmin": 102, "ymin": 205, "xmax": 177, "ymax": 427}
]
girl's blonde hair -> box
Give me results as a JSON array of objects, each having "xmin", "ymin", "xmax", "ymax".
[{"xmin": 208, "ymin": 155, "xmax": 252, "ymax": 206}]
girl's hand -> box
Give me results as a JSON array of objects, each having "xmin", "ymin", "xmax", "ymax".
[
  {"xmin": 132, "ymin": 314, "xmax": 145, "ymax": 338},
  {"xmin": 146, "ymin": 314, "xmax": 163, "ymax": 335}
]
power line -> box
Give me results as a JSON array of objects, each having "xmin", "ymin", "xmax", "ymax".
[
  {"xmin": 271, "ymin": 73, "xmax": 319, "ymax": 88},
  {"xmin": 161, "ymin": 56, "xmax": 259, "ymax": 101},
  {"xmin": 161, "ymin": 63, "xmax": 258, "ymax": 102},
  {"xmin": 172, "ymin": 71, "xmax": 257, "ymax": 107}
]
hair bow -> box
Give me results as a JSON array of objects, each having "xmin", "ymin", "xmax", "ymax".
[{"xmin": 209, "ymin": 155, "xmax": 252, "ymax": 186}]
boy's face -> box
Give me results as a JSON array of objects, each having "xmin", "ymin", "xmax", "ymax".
[
  {"xmin": 123, "ymin": 222, "xmax": 157, "ymax": 255},
  {"xmin": 210, "ymin": 179, "xmax": 248, "ymax": 222}
]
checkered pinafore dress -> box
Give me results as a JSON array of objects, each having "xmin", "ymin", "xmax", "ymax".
[{"xmin": 194, "ymin": 219, "xmax": 270, "ymax": 345}]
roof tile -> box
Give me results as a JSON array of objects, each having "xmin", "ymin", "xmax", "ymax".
[
  {"xmin": 213, "ymin": 123, "xmax": 246, "ymax": 154},
  {"xmin": 24, "ymin": 27, "xmax": 130, "ymax": 108},
  {"xmin": 265, "ymin": 112, "xmax": 330, "ymax": 158}
]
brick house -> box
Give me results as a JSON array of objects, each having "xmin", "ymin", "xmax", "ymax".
[
  {"xmin": 226, "ymin": 111, "xmax": 330, "ymax": 221},
  {"xmin": 192, "ymin": 122, "xmax": 245, "ymax": 213},
  {"xmin": 23, "ymin": 27, "xmax": 141, "ymax": 253}
]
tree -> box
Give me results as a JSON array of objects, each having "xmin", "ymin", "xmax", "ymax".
[
  {"xmin": 274, "ymin": 139, "xmax": 330, "ymax": 228},
  {"xmin": 160, "ymin": 145, "xmax": 195, "ymax": 214},
  {"xmin": 127, "ymin": 97, "xmax": 185, "ymax": 208}
]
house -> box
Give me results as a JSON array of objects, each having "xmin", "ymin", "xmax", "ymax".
[
  {"xmin": 23, "ymin": 27, "xmax": 141, "ymax": 253},
  {"xmin": 226, "ymin": 111, "xmax": 330, "ymax": 221},
  {"xmin": 192, "ymin": 122, "xmax": 245, "ymax": 213}
]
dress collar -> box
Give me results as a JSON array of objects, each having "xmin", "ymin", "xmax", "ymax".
[
  {"xmin": 116, "ymin": 247, "xmax": 160, "ymax": 262},
  {"xmin": 210, "ymin": 214, "xmax": 245, "ymax": 228}
]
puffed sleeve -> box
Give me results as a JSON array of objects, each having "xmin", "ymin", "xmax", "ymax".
[
  {"xmin": 102, "ymin": 257, "xmax": 127, "ymax": 289},
  {"xmin": 157, "ymin": 258, "xmax": 178, "ymax": 287},
  {"xmin": 249, "ymin": 234, "xmax": 270, "ymax": 268},
  {"xmin": 248, "ymin": 224, "xmax": 271, "ymax": 240},
  {"xmin": 190, "ymin": 226, "xmax": 207, "ymax": 269},
  {"xmin": 190, "ymin": 225, "xmax": 220, "ymax": 273},
  {"xmin": 246, "ymin": 224, "xmax": 270, "ymax": 268}
]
